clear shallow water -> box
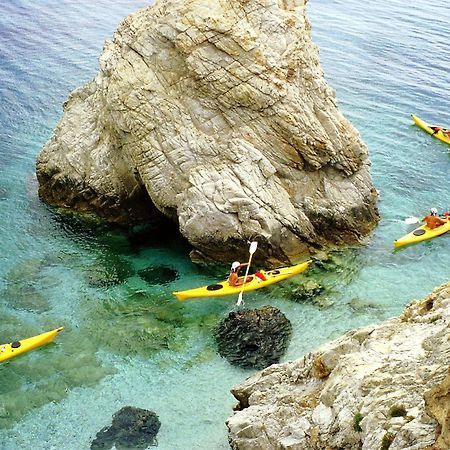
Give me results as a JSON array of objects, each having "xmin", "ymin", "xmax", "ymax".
[{"xmin": 0, "ymin": 0, "xmax": 449, "ymax": 448}]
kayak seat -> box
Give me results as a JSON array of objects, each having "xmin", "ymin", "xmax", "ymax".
[{"xmin": 206, "ymin": 284, "xmax": 224, "ymax": 291}]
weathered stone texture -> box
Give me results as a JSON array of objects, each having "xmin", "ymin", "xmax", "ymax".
[
  {"xmin": 227, "ymin": 282, "xmax": 450, "ymax": 450},
  {"xmin": 37, "ymin": 0, "xmax": 378, "ymax": 263}
]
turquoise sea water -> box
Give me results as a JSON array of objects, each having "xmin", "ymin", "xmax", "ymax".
[{"xmin": 0, "ymin": 0, "xmax": 449, "ymax": 449}]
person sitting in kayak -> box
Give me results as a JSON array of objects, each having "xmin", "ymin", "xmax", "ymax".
[
  {"xmin": 422, "ymin": 208, "xmax": 447, "ymax": 229},
  {"xmin": 431, "ymin": 126, "xmax": 450, "ymax": 138},
  {"xmin": 228, "ymin": 261, "xmax": 249, "ymax": 287}
]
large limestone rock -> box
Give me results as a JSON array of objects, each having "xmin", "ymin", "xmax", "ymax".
[
  {"xmin": 227, "ymin": 282, "xmax": 450, "ymax": 450},
  {"xmin": 37, "ymin": 0, "xmax": 379, "ymax": 263}
]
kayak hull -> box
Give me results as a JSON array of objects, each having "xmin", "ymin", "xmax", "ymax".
[
  {"xmin": 394, "ymin": 219, "xmax": 450, "ymax": 248},
  {"xmin": 0, "ymin": 327, "xmax": 64, "ymax": 363},
  {"xmin": 173, "ymin": 261, "xmax": 312, "ymax": 300},
  {"xmin": 411, "ymin": 114, "xmax": 450, "ymax": 145}
]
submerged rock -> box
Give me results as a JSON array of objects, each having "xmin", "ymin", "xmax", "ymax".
[
  {"xmin": 215, "ymin": 306, "xmax": 292, "ymax": 369},
  {"xmin": 0, "ymin": 321, "xmax": 115, "ymax": 429},
  {"xmin": 227, "ymin": 282, "xmax": 450, "ymax": 450},
  {"xmin": 85, "ymin": 255, "xmax": 134, "ymax": 288},
  {"xmin": 290, "ymin": 279, "xmax": 324, "ymax": 301},
  {"xmin": 2, "ymin": 284, "xmax": 50, "ymax": 313},
  {"xmin": 91, "ymin": 406, "xmax": 160, "ymax": 450},
  {"xmin": 137, "ymin": 266, "xmax": 179, "ymax": 285},
  {"xmin": 36, "ymin": 0, "xmax": 379, "ymax": 264},
  {"xmin": 2, "ymin": 258, "xmax": 52, "ymax": 312}
]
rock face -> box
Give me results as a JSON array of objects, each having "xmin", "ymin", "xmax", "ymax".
[
  {"xmin": 227, "ymin": 282, "xmax": 450, "ymax": 450},
  {"xmin": 37, "ymin": 0, "xmax": 379, "ymax": 264},
  {"xmin": 424, "ymin": 368, "xmax": 450, "ymax": 450}
]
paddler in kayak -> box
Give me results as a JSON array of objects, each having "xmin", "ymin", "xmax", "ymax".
[
  {"xmin": 228, "ymin": 261, "xmax": 250, "ymax": 287},
  {"xmin": 422, "ymin": 208, "xmax": 447, "ymax": 229},
  {"xmin": 431, "ymin": 126, "xmax": 450, "ymax": 139}
]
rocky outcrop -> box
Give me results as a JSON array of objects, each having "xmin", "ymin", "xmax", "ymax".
[
  {"xmin": 227, "ymin": 282, "xmax": 450, "ymax": 450},
  {"xmin": 37, "ymin": 0, "xmax": 379, "ymax": 264}
]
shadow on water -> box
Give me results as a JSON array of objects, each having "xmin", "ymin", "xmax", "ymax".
[
  {"xmin": 43, "ymin": 209, "xmax": 194, "ymax": 287},
  {"xmin": 126, "ymin": 222, "xmax": 190, "ymax": 254},
  {"xmin": 48, "ymin": 207, "xmax": 192, "ymax": 256}
]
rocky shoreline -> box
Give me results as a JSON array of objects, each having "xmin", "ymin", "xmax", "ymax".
[{"xmin": 227, "ymin": 282, "xmax": 450, "ymax": 450}]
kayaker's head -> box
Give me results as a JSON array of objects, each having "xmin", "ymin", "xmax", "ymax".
[
  {"xmin": 231, "ymin": 261, "xmax": 240, "ymax": 271},
  {"xmin": 430, "ymin": 207, "xmax": 438, "ymax": 216}
]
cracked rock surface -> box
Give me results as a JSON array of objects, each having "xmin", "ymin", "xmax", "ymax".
[
  {"xmin": 37, "ymin": 0, "xmax": 379, "ymax": 263},
  {"xmin": 227, "ymin": 282, "xmax": 450, "ymax": 450}
]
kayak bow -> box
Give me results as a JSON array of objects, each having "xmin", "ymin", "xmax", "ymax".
[
  {"xmin": 411, "ymin": 114, "xmax": 450, "ymax": 145},
  {"xmin": 394, "ymin": 218, "xmax": 450, "ymax": 248},
  {"xmin": 173, "ymin": 261, "xmax": 312, "ymax": 301},
  {"xmin": 0, "ymin": 327, "xmax": 64, "ymax": 363}
]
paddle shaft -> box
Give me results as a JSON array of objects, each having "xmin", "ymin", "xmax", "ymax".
[
  {"xmin": 237, "ymin": 242, "xmax": 258, "ymax": 305},
  {"xmin": 237, "ymin": 255, "xmax": 254, "ymax": 305}
]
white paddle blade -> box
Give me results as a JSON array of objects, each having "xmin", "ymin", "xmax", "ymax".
[
  {"xmin": 405, "ymin": 216, "xmax": 420, "ymax": 225},
  {"xmin": 249, "ymin": 241, "xmax": 258, "ymax": 254},
  {"xmin": 236, "ymin": 292, "xmax": 243, "ymax": 306}
]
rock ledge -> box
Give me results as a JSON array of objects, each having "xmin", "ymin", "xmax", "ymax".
[{"xmin": 227, "ymin": 282, "xmax": 450, "ymax": 450}]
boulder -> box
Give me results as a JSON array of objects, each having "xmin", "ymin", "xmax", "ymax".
[
  {"xmin": 215, "ymin": 306, "xmax": 292, "ymax": 369},
  {"xmin": 36, "ymin": 0, "xmax": 379, "ymax": 264},
  {"xmin": 91, "ymin": 406, "xmax": 160, "ymax": 449}
]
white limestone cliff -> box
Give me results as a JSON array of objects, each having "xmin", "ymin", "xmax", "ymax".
[
  {"xmin": 227, "ymin": 282, "xmax": 450, "ymax": 450},
  {"xmin": 37, "ymin": 0, "xmax": 379, "ymax": 263}
]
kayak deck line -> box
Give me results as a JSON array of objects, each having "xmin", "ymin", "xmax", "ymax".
[{"xmin": 173, "ymin": 260, "xmax": 313, "ymax": 301}]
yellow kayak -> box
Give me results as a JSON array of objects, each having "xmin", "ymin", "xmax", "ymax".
[
  {"xmin": 411, "ymin": 114, "xmax": 450, "ymax": 145},
  {"xmin": 173, "ymin": 261, "xmax": 312, "ymax": 300},
  {"xmin": 394, "ymin": 218, "xmax": 450, "ymax": 248},
  {"xmin": 0, "ymin": 327, "xmax": 64, "ymax": 363}
]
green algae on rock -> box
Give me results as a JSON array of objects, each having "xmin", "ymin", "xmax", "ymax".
[{"xmin": 81, "ymin": 289, "xmax": 222, "ymax": 358}]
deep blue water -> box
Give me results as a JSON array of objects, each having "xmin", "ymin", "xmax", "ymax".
[{"xmin": 0, "ymin": 0, "xmax": 449, "ymax": 449}]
